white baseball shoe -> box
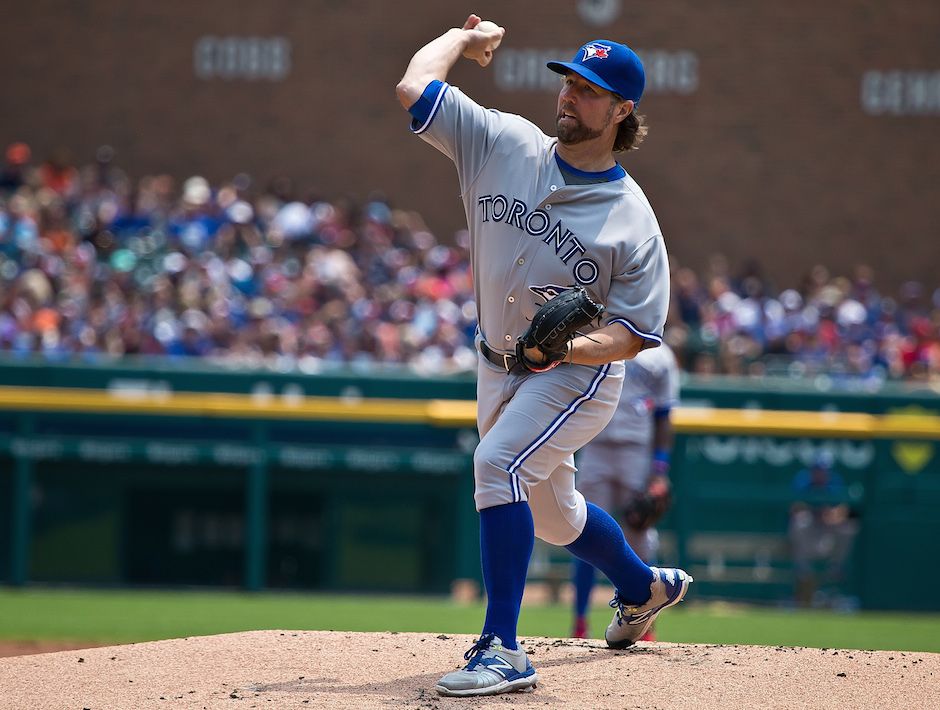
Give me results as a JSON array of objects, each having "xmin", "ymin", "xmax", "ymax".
[
  {"xmin": 435, "ymin": 633, "xmax": 538, "ymax": 697},
  {"xmin": 605, "ymin": 566, "xmax": 693, "ymax": 649}
]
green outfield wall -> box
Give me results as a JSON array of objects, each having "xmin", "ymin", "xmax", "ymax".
[{"xmin": 0, "ymin": 360, "xmax": 938, "ymax": 610}]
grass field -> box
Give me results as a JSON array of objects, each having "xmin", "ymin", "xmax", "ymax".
[{"xmin": 1, "ymin": 588, "xmax": 939, "ymax": 653}]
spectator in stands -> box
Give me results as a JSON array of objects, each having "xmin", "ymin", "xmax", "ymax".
[
  {"xmin": 788, "ymin": 451, "xmax": 860, "ymax": 608},
  {"xmin": 0, "ymin": 142, "xmax": 32, "ymax": 192},
  {"xmin": 0, "ymin": 147, "xmax": 937, "ymax": 381}
]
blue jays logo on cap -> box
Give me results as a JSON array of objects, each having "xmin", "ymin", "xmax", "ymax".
[
  {"xmin": 581, "ymin": 43, "xmax": 612, "ymax": 61},
  {"xmin": 547, "ymin": 39, "xmax": 646, "ymax": 104}
]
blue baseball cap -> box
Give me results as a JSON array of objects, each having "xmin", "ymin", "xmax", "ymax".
[{"xmin": 547, "ymin": 40, "xmax": 645, "ymax": 104}]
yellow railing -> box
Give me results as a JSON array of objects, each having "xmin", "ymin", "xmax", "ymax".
[{"xmin": 0, "ymin": 385, "xmax": 938, "ymax": 439}]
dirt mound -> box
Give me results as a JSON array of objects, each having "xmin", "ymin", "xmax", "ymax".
[
  {"xmin": 0, "ymin": 630, "xmax": 936, "ymax": 709},
  {"xmin": 0, "ymin": 640, "xmax": 113, "ymax": 659}
]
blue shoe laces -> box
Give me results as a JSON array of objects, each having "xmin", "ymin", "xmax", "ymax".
[
  {"xmin": 464, "ymin": 632, "xmax": 497, "ymax": 668},
  {"xmin": 609, "ymin": 593, "xmax": 639, "ymax": 612}
]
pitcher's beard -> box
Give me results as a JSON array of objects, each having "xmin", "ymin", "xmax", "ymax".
[
  {"xmin": 556, "ymin": 118, "xmax": 604, "ymax": 145},
  {"xmin": 556, "ymin": 103, "xmax": 615, "ymax": 145}
]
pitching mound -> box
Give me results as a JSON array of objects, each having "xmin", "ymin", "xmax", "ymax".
[{"xmin": 0, "ymin": 630, "xmax": 936, "ymax": 709}]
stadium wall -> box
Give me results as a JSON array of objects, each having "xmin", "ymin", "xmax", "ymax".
[
  {"xmin": 0, "ymin": 363, "xmax": 938, "ymax": 610},
  {"xmin": 3, "ymin": 1, "xmax": 940, "ymax": 287}
]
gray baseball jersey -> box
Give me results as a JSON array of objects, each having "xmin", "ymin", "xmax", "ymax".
[
  {"xmin": 589, "ymin": 342, "xmax": 680, "ymax": 447},
  {"xmin": 408, "ymin": 81, "xmax": 670, "ymax": 545},
  {"xmin": 576, "ymin": 342, "xmax": 679, "ymax": 505},
  {"xmin": 576, "ymin": 344, "xmax": 678, "ymax": 561},
  {"xmin": 411, "ymin": 82, "xmax": 670, "ymax": 350}
]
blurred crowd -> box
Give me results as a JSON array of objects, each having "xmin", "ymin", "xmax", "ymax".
[
  {"xmin": 1, "ymin": 142, "xmax": 938, "ymax": 383},
  {"xmin": 667, "ymin": 257, "xmax": 940, "ymax": 385},
  {"xmin": 0, "ymin": 142, "xmax": 478, "ymax": 374}
]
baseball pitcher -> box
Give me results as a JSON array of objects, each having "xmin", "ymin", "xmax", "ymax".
[{"xmin": 396, "ymin": 14, "xmax": 692, "ymax": 697}]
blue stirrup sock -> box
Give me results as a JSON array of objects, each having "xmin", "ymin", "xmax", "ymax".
[
  {"xmin": 479, "ymin": 502, "xmax": 534, "ymax": 651},
  {"xmin": 565, "ymin": 503, "xmax": 654, "ymax": 605},
  {"xmin": 573, "ymin": 558, "xmax": 596, "ymax": 619}
]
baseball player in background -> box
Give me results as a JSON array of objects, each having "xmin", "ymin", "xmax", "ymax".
[
  {"xmin": 571, "ymin": 341, "xmax": 680, "ymax": 640},
  {"xmin": 396, "ymin": 14, "xmax": 692, "ymax": 697}
]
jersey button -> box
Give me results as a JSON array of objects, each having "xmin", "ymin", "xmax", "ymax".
[
  {"xmin": 545, "ymin": 204, "xmax": 552, "ymax": 210},
  {"xmin": 508, "ymin": 296, "xmax": 515, "ymax": 303},
  {"xmin": 517, "ymin": 258, "xmax": 525, "ymax": 265},
  {"xmin": 550, "ymin": 185, "xmax": 558, "ymax": 191},
  {"xmin": 504, "ymin": 335, "xmax": 512, "ymax": 342}
]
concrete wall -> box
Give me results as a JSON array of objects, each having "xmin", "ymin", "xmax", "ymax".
[{"xmin": 4, "ymin": 0, "xmax": 939, "ymax": 287}]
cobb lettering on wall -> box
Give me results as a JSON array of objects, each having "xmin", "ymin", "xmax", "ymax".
[
  {"xmin": 861, "ymin": 70, "xmax": 940, "ymax": 115},
  {"xmin": 194, "ymin": 36, "xmax": 292, "ymax": 80},
  {"xmin": 494, "ymin": 48, "xmax": 698, "ymax": 95}
]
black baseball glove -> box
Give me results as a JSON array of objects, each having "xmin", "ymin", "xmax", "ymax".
[
  {"xmin": 623, "ymin": 477, "xmax": 672, "ymax": 529},
  {"xmin": 515, "ymin": 286, "xmax": 605, "ymax": 373}
]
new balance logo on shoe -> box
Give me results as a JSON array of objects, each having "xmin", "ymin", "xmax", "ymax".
[{"xmin": 483, "ymin": 657, "xmax": 515, "ymax": 678}]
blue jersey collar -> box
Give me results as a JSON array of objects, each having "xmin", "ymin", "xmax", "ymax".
[{"xmin": 554, "ymin": 150, "xmax": 626, "ymax": 182}]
